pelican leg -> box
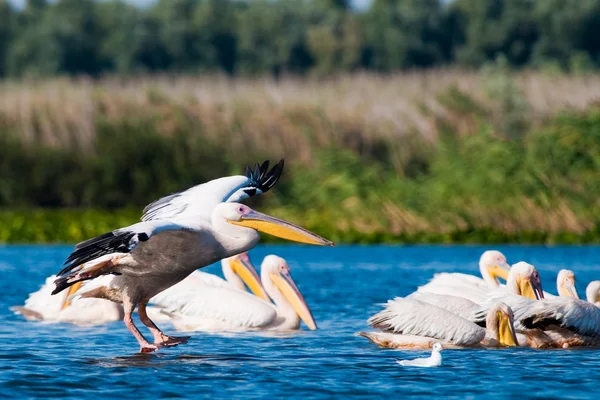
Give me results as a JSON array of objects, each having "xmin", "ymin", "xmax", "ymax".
[
  {"xmin": 138, "ymin": 303, "xmax": 190, "ymax": 347},
  {"xmin": 123, "ymin": 300, "xmax": 158, "ymax": 353}
]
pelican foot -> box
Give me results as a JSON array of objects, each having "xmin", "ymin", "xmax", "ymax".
[
  {"xmin": 140, "ymin": 344, "xmax": 159, "ymax": 353},
  {"xmin": 156, "ymin": 335, "xmax": 190, "ymax": 347}
]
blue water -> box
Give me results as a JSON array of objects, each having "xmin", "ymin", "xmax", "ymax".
[{"xmin": 1, "ymin": 245, "xmax": 600, "ymax": 399}]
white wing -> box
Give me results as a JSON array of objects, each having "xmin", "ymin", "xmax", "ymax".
[
  {"xmin": 427, "ymin": 272, "xmax": 488, "ymax": 288},
  {"xmin": 416, "ymin": 273, "xmax": 491, "ymax": 304},
  {"xmin": 397, "ymin": 354, "xmax": 441, "ymax": 367},
  {"xmin": 368, "ymin": 297, "xmax": 485, "ymax": 346},
  {"xmin": 516, "ymin": 298, "xmax": 600, "ymax": 338},
  {"xmin": 150, "ymin": 285, "xmax": 278, "ymax": 331},
  {"xmin": 406, "ymin": 292, "xmax": 479, "ymax": 321},
  {"xmin": 142, "ymin": 159, "xmax": 284, "ymax": 221}
]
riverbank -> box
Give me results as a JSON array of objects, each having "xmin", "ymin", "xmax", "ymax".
[{"xmin": 2, "ymin": 71, "xmax": 600, "ymax": 244}]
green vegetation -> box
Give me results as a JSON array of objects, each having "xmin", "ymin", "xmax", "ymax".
[
  {"xmin": 2, "ymin": 0, "xmax": 600, "ymax": 77},
  {"xmin": 2, "ymin": 71, "xmax": 600, "ymax": 244}
]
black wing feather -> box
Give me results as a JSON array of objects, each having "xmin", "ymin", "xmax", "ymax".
[
  {"xmin": 57, "ymin": 230, "xmax": 140, "ymax": 276},
  {"xmin": 244, "ymin": 158, "xmax": 284, "ymax": 194}
]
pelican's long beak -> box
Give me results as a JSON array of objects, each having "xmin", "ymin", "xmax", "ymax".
[
  {"xmin": 230, "ymin": 257, "xmax": 269, "ymax": 301},
  {"xmin": 231, "ymin": 210, "xmax": 334, "ymax": 246},
  {"xmin": 61, "ymin": 281, "xmax": 83, "ymax": 310},
  {"xmin": 489, "ymin": 262, "xmax": 511, "ymax": 282},
  {"xmin": 517, "ymin": 275, "xmax": 544, "ymax": 300},
  {"xmin": 497, "ymin": 311, "xmax": 519, "ymax": 347},
  {"xmin": 270, "ymin": 271, "xmax": 317, "ymax": 330}
]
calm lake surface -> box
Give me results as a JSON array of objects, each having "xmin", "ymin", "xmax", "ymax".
[{"xmin": 1, "ymin": 245, "xmax": 599, "ymax": 399}]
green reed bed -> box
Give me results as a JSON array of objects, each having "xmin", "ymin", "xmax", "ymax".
[{"xmin": 2, "ymin": 71, "xmax": 600, "ymax": 244}]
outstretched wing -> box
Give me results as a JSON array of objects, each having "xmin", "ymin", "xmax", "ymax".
[
  {"xmin": 368, "ymin": 297, "xmax": 485, "ymax": 346},
  {"xmin": 141, "ymin": 159, "xmax": 284, "ymax": 222},
  {"xmin": 57, "ymin": 218, "xmax": 208, "ymax": 277}
]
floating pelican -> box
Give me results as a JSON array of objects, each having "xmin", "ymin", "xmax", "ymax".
[
  {"xmin": 415, "ymin": 250, "xmax": 510, "ymax": 304},
  {"xmin": 586, "ymin": 281, "xmax": 600, "ymax": 306},
  {"xmin": 150, "ymin": 255, "xmax": 316, "ymax": 332},
  {"xmin": 545, "ymin": 269, "xmax": 579, "ymax": 299},
  {"xmin": 474, "ymin": 266, "xmax": 600, "ymax": 348},
  {"xmin": 359, "ymin": 298, "xmax": 518, "ymax": 349},
  {"xmin": 397, "ymin": 343, "xmax": 443, "ymax": 367},
  {"xmin": 418, "ymin": 261, "xmax": 543, "ymax": 305},
  {"xmin": 52, "ymin": 160, "xmax": 333, "ymax": 353},
  {"xmin": 11, "ymin": 275, "xmax": 123, "ymax": 325}
]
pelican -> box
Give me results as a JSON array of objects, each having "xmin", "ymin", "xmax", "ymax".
[
  {"xmin": 474, "ymin": 266, "xmax": 600, "ymax": 348},
  {"xmin": 11, "ymin": 275, "xmax": 123, "ymax": 325},
  {"xmin": 475, "ymin": 294, "xmax": 600, "ymax": 348},
  {"xmin": 587, "ymin": 281, "xmax": 600, "ymax": 306},
  {"xmin": 418, "ymin": 261, "xmax": 543, "ymax": 305},
  {"xmin": 415, "ymin": 250, "xmax": 510, "ymax": 303},
  {"xmin": 150, "ymin": 255, "xmax": 316, "ymax": 332},
  {"xmin": 546, "ymin": 269, "xmax": 579, "ymax": 299},
  {"xmin": 51, "ymin": 160, "xmax": 333, "ymax": 353},
  {"xmin": 359, "ymin": 298, "xmax": 518, "ymax": 349}
]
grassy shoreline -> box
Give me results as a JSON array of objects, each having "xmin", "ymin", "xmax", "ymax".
[
  {"xmin": 2, "ymin": 209, "xmax": 599, "ymax": 245},
  {"xmin": 3, "ymin": 72, "xmax": 600, "ymax": 244}
]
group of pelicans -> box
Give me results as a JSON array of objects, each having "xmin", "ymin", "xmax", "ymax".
[
  {"xmin": 9, "ymin": 159, "xmax": 600, "ymax": 354},
  {"xmin": 359, "ymin": 250, "xmax": 600, "ymax": 350},
  {"xmin": 13, "ymin": 251, "xmax": 316, "ymax": 333}
]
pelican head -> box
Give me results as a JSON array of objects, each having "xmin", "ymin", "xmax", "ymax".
[
  {"xmin": 218, "ymin": 203, "xmax": 334, "ymax": 246},
  {"xmin": 586, "ymin": 281, "xmax": 600, "ymax": 306},
  {"xmin": 479, "ymin": 250, "xmax": 510, "ymax": 287},
  {"xmin": 487, "ymin": 302, "xmax": 519, "ymax": 347},
  {"xmin": 556, "ymin": 269, "xmax": 579, "ymax": 299},
  {"xmin": 507, "ymin": 262, "xmax": 544, "ymax": 300},
  {"xmin": 262, "ymin": 255, "xmax": 317, "ymax": 330},
  {"xmin": 222, "ymin": 252, "xmax": 269, "ymax": 300}
]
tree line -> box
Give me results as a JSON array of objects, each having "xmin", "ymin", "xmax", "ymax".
[{"xmin": 1, "ymin": 0, "xmax": 600, "ymax": 78}]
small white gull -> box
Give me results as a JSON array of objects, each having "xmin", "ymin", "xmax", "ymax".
[{"xmin": 396, "ymin": 342, "xmax": 443, "ymax": 367}]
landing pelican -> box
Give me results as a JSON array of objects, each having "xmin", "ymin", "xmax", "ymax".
[
  {"xmin": 52, "ymin": 160, "xmax": 333, "ymax": 353},
  {"xmin": 11, "ymin": 275, "xmax": 123, "ymax": 325},
  {"xmin": 151, "ymin": 255, "xmax": 316, "ymax": 332},
  {"xmin": 587, "ymin": 281, "xmax": 600, "ymax": 306},
  {"xmin": 359, "ymin": 298, "xmax": 518, "ymax": 349}
]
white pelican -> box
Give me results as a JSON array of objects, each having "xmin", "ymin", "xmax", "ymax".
[
  {"xmin": 11, "ymin": 276, "xmax": 123, "ymax": 325},
  {"xmin": 52, "ymin": 160, "xmax": 333, "ymax": 353},
  {"xmin": 415, "ymin": 250, "xmax": 510, "ymax": 304},
  {"xmin": 474, "ymin": 266, "xmax": 600, "ymax": 348},
  {"xmin": 587, "ymin": 281, "xmax": 600, "ymax": 306},
  {"xmin": 359, "ymin": 298, "xmax": 518, "ymax": 349},
  {"xmin": 546, "ymin": 269, "xmax": 579, "ymax": 299},
  {"xmin": 418, "ymin": 261, "xmax": 543, "ymax": 305},
  {"xmin": 150, "ymin": 255, "xmax": 316, "ymax": 332},
  {"xmin": 475, "ymin": 294, "xmax": 600, "ymax": 348},
  {"xmin": 397, "ymin": 343, "xmax": 443, "ymax": 367}
]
